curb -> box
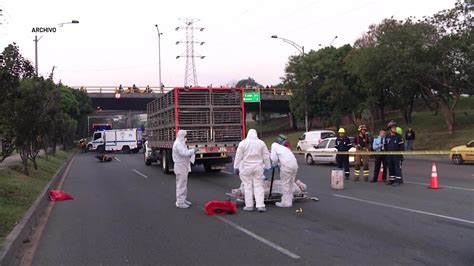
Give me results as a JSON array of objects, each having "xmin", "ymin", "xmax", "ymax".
[{"xmin": 0, "ymin": 151, "xmax": 77, "ymax": 266}]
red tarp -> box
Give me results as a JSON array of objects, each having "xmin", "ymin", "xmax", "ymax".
[
  {"xmin": 204, "ymin": 200, "xmax": 237, "ymax": 215},
  {"xmin": 49, "ymin": 190, "xmax": 74, "ymax": 201}
]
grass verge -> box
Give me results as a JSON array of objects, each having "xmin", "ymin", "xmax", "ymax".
[{"xmin": 0, "ymin": 150, "xmax": 72, "ymax": 244}]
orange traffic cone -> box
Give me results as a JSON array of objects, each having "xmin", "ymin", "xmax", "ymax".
[
  {"xmin": 428, "ymin": 162, "xmax": 441, "ymax": 189},
  {"xmin": 377, "ymin": 163, "xmax": 384, "ymax": 182}
]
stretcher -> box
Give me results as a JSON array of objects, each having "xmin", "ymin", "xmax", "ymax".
[{"xmin": 225, "ymin": 168, "xmax": 319, "ymax": 204}]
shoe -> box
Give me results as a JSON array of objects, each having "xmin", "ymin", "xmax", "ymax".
[
  {"xmin": 275, "ymin": 202, "xmax": 291, "ymax": 208},
  {"xmin": 370, "ymin": 180, "xmax": 377, "ymax": 183},
  {"xmin": 243, "ymin": 206, "xmax": 254, "ymax": 212},
  {"xmin": 354, "ymin": 179, "xmax": 359, "ymax": 182},
  {"xmin": 386, "ymin": 181, "xmax": 395, "ymax": 186},
  {"xmin": 185, "ymin": 200, "xmax": 192, "ymax": 206},
  {"xmin": 176, "ymin": 202, "xmax": 190, "ymax": 209},
  {"xmin": 345, "ymin": 177, "xmax": 350, "ymax": 180},
  {"xmin": 257, "ymin": 207, "xmax": 266, "ymax": 212},
  {"xmin": 364, "ymin": 179, "xmax": 369, "ymax": 182}
]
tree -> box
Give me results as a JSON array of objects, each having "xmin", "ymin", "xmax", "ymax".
[
  {"xmin": 419, "ymin": 1, "xmax": 473, "ymax": 133},
  {"xmin": 235, "ymin": 77, "xmax": 262, "ymax": 88},
  {"xmin": 2, "ymin": 43, "xmax": 34, "ymax": 79},
  {"xmin": 284, "ymin": 45, "xmax": 362, "ymax": 129}
]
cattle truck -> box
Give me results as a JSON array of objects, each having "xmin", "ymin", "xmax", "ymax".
[{"xmin": 145, "ymin": 87, "xmax": 245, "ymax": 174}]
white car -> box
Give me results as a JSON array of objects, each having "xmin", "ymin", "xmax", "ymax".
[
  {"xmin": 305, "ymin": 137, "xmax": 355, "ymax": 165},
  {"xmin": 296, "ymin": 130, "xmax": 336, "ymax": 151}
]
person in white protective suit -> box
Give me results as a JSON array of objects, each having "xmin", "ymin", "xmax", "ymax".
[
  {"xmin": 234, "ymin": 129, "xmax": 271, "ymax": 212},
  {"xmin": 172, "ymin": 130, "xmax": 198, "ymax": 209},
  {"xmin": 270, "ymin": 142, "xmax": 298, "ymax": 207}
]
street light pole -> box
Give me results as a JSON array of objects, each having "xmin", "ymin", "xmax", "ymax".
[
  {"xmin": 34, "ymin": 35, "xmax": 41, "ymax": 76},
  {"xmin": 271, "ymin": 35, "xmax": 308, "ymax": 132},
  {"xmin": 329, "ymin": 35, "xmax": 338, "ymax": 47},
  {"xmin": 155, "ymin": 24, "xmax": 163, "ymax": 92},
  {"xmin": 34, "ymin": 20, "xmax": 78, "ymax": 76}
]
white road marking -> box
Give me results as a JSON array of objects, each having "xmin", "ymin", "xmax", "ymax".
[
  {"xmin": 222, "ymin": 170, "xmax": 234, "ymax": 175},
  {"xmin": 404, "ymin": 181, "xmax": 474, "ymax": 192},
  {"xmin": 132, "ymin": 169, "xmax": 148, "ymax": 179},
  {"xmin": 333, "ymin": 194, "xmax": 474, "ymax": 225},
  {"xmin": 114, "ymin": 157, "xmax": 121, "ymax": 162},
  {"xmin": 215, "ymin": 215, "xmax": 301, "ymax": 259}
]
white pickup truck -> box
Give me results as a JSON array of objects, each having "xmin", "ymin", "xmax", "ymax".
[{"xmin": 87, "ymin": 128, "xmax": 143, "ymax": 153}]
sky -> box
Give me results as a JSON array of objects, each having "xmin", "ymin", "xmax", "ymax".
[{"xmin": 0, "ymin": 0, "xmax": 456, "ymax": 88}]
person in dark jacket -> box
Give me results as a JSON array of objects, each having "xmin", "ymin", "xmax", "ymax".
[
  {"xmin": 335, "ymin": 128, "xmax": 352, "ymax": 180},
  {"xmin": 405, "ymin": 128, "xmax": 415, "ymax": 150},
  {"xmin": 384, "ymin": 122, "xmax": 405, "ymax": 185}
]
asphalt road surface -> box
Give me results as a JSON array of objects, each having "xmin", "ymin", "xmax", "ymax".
[{"xmin": 31, "ymin": 152, "xmax": 473, "ymax": 265}]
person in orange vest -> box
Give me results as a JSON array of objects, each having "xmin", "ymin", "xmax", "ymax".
[{"xmin": 354, "ymin": 125, "xmax": 370, "ymax": 181}]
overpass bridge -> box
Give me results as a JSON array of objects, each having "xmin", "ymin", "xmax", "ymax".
[{"xmin": 73, "ymin": 86, "xmax": 291, "ymax": 113}]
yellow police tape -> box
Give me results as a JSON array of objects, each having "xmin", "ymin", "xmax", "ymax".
[{"xmin": 294, "ymin": 150, "xmax": 461, "ymax": 155}]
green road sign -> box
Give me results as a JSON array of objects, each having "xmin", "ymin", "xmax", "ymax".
[{"xmin": 243, "ymin": 91, "xmax": 261, "ymax": 102}]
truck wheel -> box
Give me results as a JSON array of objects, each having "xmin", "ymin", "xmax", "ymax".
[
  {"xmin": 144, "ymin": 153, "xmax": 152, "ymax": 165},
  {"xmin": 122, "ymin": 146, "xmax": 130, "ymax": 154},
  {"xmin": 452, "ymin": 154, "xmax": 463, "ymax": 165},
  {"xmin": 97, "ymin": 145, "xmax": 105, "ymax": 153},
  {"xmin": 162, "ymin": 150, "xmax": 171, "ymax": 174},
  {"xmin": 204, "ymin": 163, "xmax": 221, "ymax": 173}
]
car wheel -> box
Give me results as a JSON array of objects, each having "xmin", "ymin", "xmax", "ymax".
[
  {"xmin": 122, "ymin": 146, "xmax": 131, "ymax": 154},
  {"xmin": 297, "ymin": 146, "xmax": 302, "ymax": 152},
  {"xmin": 452, "ymin": 154, "xmax": 463, "ymax": 165},
  {"xmin": 97, "ymin": 145, "xmax": 105, "ymax": 153},
  {"xmin": 306, "ymin": 154, "xmax": 314, "ymax": 165},
  {"xmin": 87, "ymin": 144, "xmax": 93, "ymax": 152}
]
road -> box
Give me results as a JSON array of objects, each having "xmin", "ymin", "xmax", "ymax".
[{"xmin": 31, "ymin": 152, "xmax": 473, "ymax": 265}]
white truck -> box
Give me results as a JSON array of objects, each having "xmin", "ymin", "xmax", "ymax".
[{"xmin": 87, "ymin": 128, "xmax": 143, "ymax": 153}]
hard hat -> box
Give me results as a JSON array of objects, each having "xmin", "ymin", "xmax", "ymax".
[
  {"xmin": 278, "ymin": 134, "xmax": 287, "ymax": 140},
  {"xmin": 396, "ymin": 127, "xmax": 403, "ymax": 135},
  {"xmin": 358, "ymin": 125, "xmax": 367, "ymax": 131},
  {"xmin": 338, "ymin": 128, "xmax": 345, "ymax": 133}
]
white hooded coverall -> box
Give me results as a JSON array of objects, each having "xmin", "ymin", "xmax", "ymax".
[
  {"xmin": 172, "ymin": 130, "xmax": 195, "ymax": 206},
  {"xmin": 234, "ymin": 129, "xmax": 271, "ymax": 208},
  {"xmin": 271, "ymin": 142, "xmax": 298, "ymax": 206}
]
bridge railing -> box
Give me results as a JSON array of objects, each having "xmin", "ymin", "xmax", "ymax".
[{"xmin": 72, "ymin": 86, "xmax": 292, "ymax": 96}]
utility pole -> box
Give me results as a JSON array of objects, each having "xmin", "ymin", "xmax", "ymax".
[
  {"xmin": 155, "ymin": 25, "xmax": 163, "ymax": 91},
  {"xmin": 34, "ymin": 20, "xmax": 78, "ymax": 76},
  {"xmin": 271, "ymin": 35, "xmax": 308, "ymax": 132},
  {"xmin": 175, "ymin": 18, "xmax": 205, "ymax": 87},
  {"xmin": 34, "ymin": 35, "xmax": 42, "ymax": 76}
]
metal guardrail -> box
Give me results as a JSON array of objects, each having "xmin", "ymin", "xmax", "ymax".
[{"xmin": 71, "ymin": 86, "xmax": 293, "ymax": 96}]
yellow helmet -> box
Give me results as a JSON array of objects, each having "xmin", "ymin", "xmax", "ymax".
[{"xmin": 338, "ymin": 128, "xmax": 345, "ymax": 133}]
